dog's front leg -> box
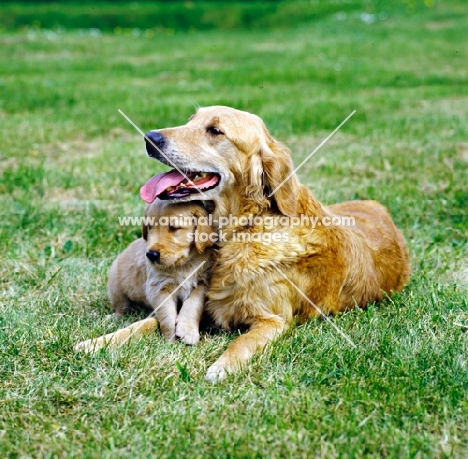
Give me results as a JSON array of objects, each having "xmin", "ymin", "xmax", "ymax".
[
  {"xmin": 74, "ymin": 317, "xmax": 159, "ymax": 353},
  {"xmin": 205, "ymin": 316, "xmax": 286, "ymax": 383},
  {"xmin": 149, "ymin": 289, "xmax": 178, "ymax": 344},
  {"xmin": 175, "ymin": 283, "xmax": 206, "ymax": 345}
]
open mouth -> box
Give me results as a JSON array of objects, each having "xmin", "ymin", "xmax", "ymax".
[{"xmin": 140, "ymin": 169, "xmax": 221, "ymax": 203}]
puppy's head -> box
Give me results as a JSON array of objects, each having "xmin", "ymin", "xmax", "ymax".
[
  {"xmin": 143, "ymin": 200, "xmax": 216, "ymax": 267},
  {"xmin": 141, "ymin": 106, "xmax": 300, "ymax": 216}
]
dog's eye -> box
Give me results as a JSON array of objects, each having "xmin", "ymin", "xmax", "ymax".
[
  {"xmin": 168, "ymin": 225, "xmax": 181, "ymax": 232},
  {"xmin": 207, "ymin": 126, "xmax": 223, "ymax": 136}
]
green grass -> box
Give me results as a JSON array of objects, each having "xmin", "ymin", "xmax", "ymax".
[
  {"xmin": 0, "ymin": 1, "xmax": 434, "ymax": 32},
  {"xmin": 1, "ymin": 1, "xmax": 468, "ymax": 457}
]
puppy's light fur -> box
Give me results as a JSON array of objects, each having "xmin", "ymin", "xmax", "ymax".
[
  {"xmin": 75, "ymin": 200, "xmax": 215, "ymax": 352},
  {"xmin": 147, "ymin": 106, "xmax": 411, "ymax": 381}
]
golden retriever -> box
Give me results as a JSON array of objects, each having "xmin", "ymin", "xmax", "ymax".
[
  {"xmin": 75, "ymin": 199, "xmax": 216, "ymax": 352},
  {"xmin": 140, "ymin": 106, "xmax": 411, "ymax": 382}
]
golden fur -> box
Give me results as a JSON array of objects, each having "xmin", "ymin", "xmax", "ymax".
[
  {"xmin": 75, "ymin": 200, "xmax": 216, "ymax": 352},
  {"xmin": 147, "ymin": 106, "xmax": 411, "ymax": 382}
]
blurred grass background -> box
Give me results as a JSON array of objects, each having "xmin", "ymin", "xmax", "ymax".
[
  {"xmin": 0, "ymin": 0, "xmax": 447, "ymax": 32},
  {"xmin": 0, "ymin": 1, "xmax": 467, "ymax": 457}
]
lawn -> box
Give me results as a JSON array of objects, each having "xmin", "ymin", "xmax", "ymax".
[{"xmin": 0, "ymin": 1, "xmax": 467, "ymax": 457}]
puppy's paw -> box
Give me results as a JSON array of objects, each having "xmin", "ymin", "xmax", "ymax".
[
  {"xmin": 205, "ymin": 363, "xmax": 228, "ymax": 383},
  {"xmin": 175, "ymin": 322, "xmax": 200, "ymax": 345},
  {"xmin": 165, "ymin": 335, "xmax": 177, "ymax": 344},
  {"xmin": 74, "ymin": 337, "xmax": 106, "ymax": 353},
  {"xmin": 161, "ymin": 327, "xmax": 177, "ymax": 344}
]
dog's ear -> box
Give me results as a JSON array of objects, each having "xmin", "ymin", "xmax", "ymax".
[
  {"xmin": 259, "ymin": 129, "xmax": 300, "ymax": 217},
  {"xmin": 193, "ymin": 207, "xmax": 216, "ymax": 254},
  {"xmin": 142, "ymin": 223, "xmax": 148, "ymax": 241},
  {"xmin": 142, "ymin": 206, "xmax": 149, "ymax": 240},
  {"xmin": 246, "ymin": 153, "xmax": 265, "ymax": 204}
]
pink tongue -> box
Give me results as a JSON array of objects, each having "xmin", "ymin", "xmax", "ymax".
[{"xmin": 140, "ymin": 170, "xmax": 185, "ymax": 203}]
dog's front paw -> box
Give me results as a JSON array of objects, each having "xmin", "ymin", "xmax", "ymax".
[
  {"xmin": 175, "ymin": 322, "xmax": 200, "ymax": 345},
  {"xmin": 160, "ymin": 327, "xmax": 177, "ymax": 344},
  {"xmin": 205, "ymin": 363, "xmax": 228, "ymax": 383},
  {"xmin": 74, "ymin": 337, "xmax": 106, "ymax": 353}
]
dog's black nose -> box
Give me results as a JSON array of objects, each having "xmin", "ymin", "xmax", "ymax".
[
  {"xmin": 146, "ymin": 250, "xmax": 161, "ymax": 264},
  {"xmin": 145, "ymin": 131, "xmax": 165, "ymax": 157}
]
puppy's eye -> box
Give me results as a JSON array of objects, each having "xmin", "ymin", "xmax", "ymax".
[
  {"xmin": 168, "ymin": 225, "xmax": 181, "ymax": 232},
  {"xmin": 147, "ymin": 224, "xmax": 152, "ymax": 231},
  {"xmin": 207, "ymin": 126, "xmax": 223, "ymax": 136}
]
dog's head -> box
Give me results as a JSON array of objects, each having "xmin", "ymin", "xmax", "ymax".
[
  {"xmin": 141, "ymin": 106, "xmax": 301, "ymax": 217},
  {"xmin": 142, "ymin": 200, "xmax": 216, "ymax": 267}
]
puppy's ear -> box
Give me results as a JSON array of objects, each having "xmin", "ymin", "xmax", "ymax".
[
  {"xmin": 260, "ymin": 129, "xmax": 300, "ymax": 217},
  {"xmin": 142, "ymin": 205, "xmax": 149, "ymax": 240},
  {"xmin": 193, "ymin": 207, "xmax": 216, "ymax": 254},
  {"xmin": 201, "ymin": 200, "xmax": 216, "ymax": 214}
]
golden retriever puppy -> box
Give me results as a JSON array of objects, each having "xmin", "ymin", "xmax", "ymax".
[
  {"xmin": 75, "ymin": 199, "xmax": 216, "ymax": 352},
  {"xmin": 140, "ymin": 106, "xmax": 411, "ymax": 381}
]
